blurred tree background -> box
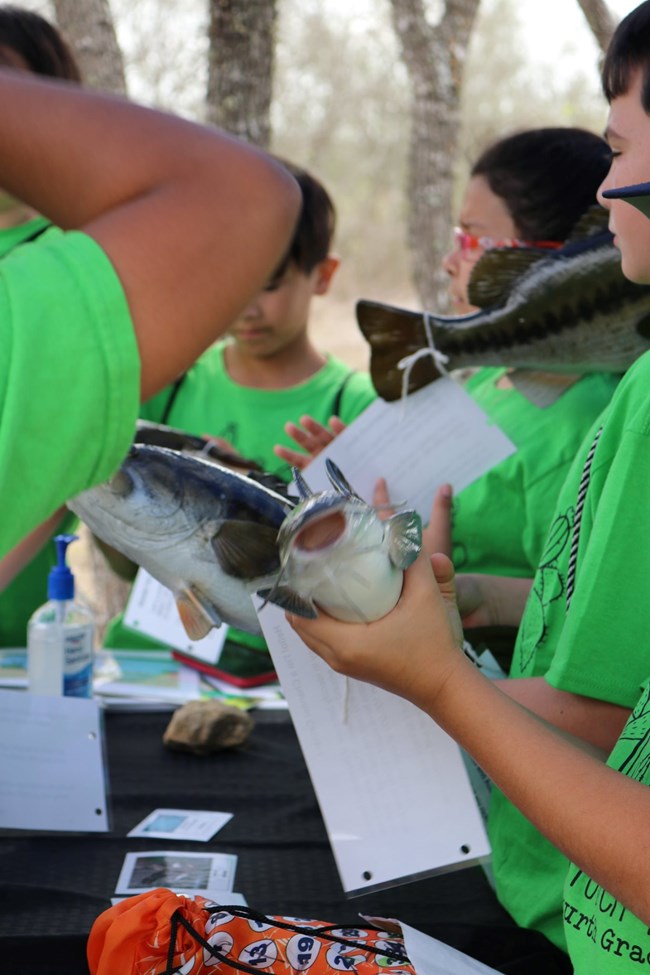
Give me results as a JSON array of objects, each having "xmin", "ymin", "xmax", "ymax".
[{"xmin": 25, "ymin": 0, "xmax": 618, "ymax": 327}]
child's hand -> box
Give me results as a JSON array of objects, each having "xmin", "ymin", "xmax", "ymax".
[
  {"xmin": 274, "ymin": 415, "xmax": 347, "ymax": 470},
  {"xmin": 287, "ymin": 550, "xmax": 464, "ymax": 710},
  {"xmin": 423, "ymin": 484, "xmax": 453, "ymax": 557}
]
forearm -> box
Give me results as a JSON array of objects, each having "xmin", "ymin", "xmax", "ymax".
[
  {"xmin": 0, "ymin": 507, "xmax": 67, "ymax": 590},
  {"xmin": 421, "ymin": 660, "xmax": 650, "ymax": 924},
  {"xmin": 495, "ymin": 676, "xmax": 630, "ymax": 751}
]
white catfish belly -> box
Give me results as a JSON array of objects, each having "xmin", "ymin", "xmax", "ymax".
[{"xmin": 300, "ymin": 548, "xmax": 403, "ymax": 623}]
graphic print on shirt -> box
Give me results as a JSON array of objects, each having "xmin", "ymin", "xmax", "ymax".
[
  {"xmin": 515, "ymin": 506, "xmax": 574, "ymax": 672},
  {"xmin": 562, "ymin": 682, "xmax": 650, "ymax": 969}
]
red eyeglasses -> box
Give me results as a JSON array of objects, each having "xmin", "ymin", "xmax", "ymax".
[{"xmin": 453, "ymin": 227, "xmax": 563, "ymax": 260}]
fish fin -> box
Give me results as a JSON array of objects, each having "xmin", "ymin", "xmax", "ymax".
[
  {"xmin": 176, "ymin": 587, "xmax": 223, "ymax": 640},
  {"xmin": 467, "ymin": 247, "xmax": 543, "ymax": 310},
  {"xmin": 292, "ymin": 467, "xmax": 314, "ymax": 501},
  {"xmin": 506, "ymin": 370, "xmax": 580, "ymax": 408},
  {"xmin": 385, "ymin": 511, "xmax": 422, "ymax": 568},
  {"xmin": 212, "ymin": 521, "xmax": 280, "ymax": 579},
  {"xmin": 325, "ymin": 459, "xmax": 363, "ymax": 500},
  {"xmin": 256, "ymin": 586, "xmax": 318, "ymax": 619},
  {"xmin": 356, "ymin": 299, "xmax": 446, "ymax": 401},
  {"xmin": 246, "ymin": 471, "xmax": 297, "ymax": 502},
  {"xmin": 564, "ymin": 204, "xmax": 609, "ymax": 243}
]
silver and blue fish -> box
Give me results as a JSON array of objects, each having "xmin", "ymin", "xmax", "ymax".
[{"xmin": 258, "ymin": 459, "xmax": 422, "ymax": 623}]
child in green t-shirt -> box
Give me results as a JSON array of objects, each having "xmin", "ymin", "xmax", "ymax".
[
  {"xmin": 102, "ymin": 161, "xmax": 376, "ymax": 682},
  {"xmin": 287, "ymin": 6, "xmax": 650, "ymax": 973}
]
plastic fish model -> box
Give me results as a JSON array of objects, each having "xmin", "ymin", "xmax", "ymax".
[
  {"xmin": 134, "ymin": 420, "xmax": 263, "ymax": 472},
  {"xmin": 258, "ymin": 459, "xmax": 422, "ymax": 623},
  {"xmin": 68, "ymin": 445, "xmax": 295, "ymax": 637},
  {"xmin": 356, "ymin": 207, "xmax": 650, "ymax": 401}
]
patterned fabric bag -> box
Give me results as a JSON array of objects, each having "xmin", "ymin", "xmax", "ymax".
[{"xmin": 87, "ymin": 887, "xmax": 416, "ymax": 975}]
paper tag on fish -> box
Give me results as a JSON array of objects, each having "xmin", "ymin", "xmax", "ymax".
[{"xmin": 123, "ymin": 569, "xmax": 228, "ymax": 662}]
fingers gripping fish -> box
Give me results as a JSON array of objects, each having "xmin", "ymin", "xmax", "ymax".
[
  {"xmin": 258, "ymin": 459, "xmax": 422, "ymax": 623},
  {"xmin": 68, "ymin": 445, "xmax": 295, "ymax": 638}
]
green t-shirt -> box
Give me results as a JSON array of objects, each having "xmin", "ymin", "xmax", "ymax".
[
  {"xmin": 0, "ymin": 229, "xmax": 139, "ymax": 560},
  {"xmin": 0, "ymin": 220, "xmax": 78, "ymax": 646},
  {"xmin": 104, "ymin": 341, "xmax": 377, "ymax": 654},
  {"xmin": 563, "ymin": 678, "xmax": 650, "ymax": 973},
  {"xmin": 488, "ymin": 350, "xmax": 650, "ymax": 951},
  {"xmin": 454, "ymin": 368, "xmax": 620, "ymax": 576}
]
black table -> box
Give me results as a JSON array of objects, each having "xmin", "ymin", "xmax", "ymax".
[{"xmin": 0, "ymin": 708, "xmax": 570, "ymax": 975}]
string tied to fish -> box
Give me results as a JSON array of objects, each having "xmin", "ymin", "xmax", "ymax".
[{"xmin": 397, "ymin": 311, "xmax": 450, "ymax": 411}]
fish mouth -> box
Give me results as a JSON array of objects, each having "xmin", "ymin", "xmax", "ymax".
[{"xmin": 294, "ymin": 511, "xmax": 346, "ymax": 552}]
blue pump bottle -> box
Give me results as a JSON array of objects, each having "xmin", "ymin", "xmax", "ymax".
[{"xmin": 27, "ymin": 534, "xmax": 95, "ymax": 697}]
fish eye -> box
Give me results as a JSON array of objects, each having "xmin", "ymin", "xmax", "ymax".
[
  {"xmin": 295, "ymin": 511, "xmax": 346, "ymax": 551},
  {"xmin": 107, "ymin": 468, "xmax": 134, "ymax": 497}
]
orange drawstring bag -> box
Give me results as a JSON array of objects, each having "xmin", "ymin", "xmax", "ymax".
[{"xmin": 87, "ymin": 888, "xmax": 416, "ymax": 975}]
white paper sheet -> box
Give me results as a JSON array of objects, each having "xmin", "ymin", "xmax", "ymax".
[
  {"xmin": 301, "ymin": 377, "xmax": 516, "ymax": 514},
  {"xmin": 123, "ymin": 569, "xmax": 228, "ymax": 661},
  {"xmin": 0, "ymin": 689, "xmax": 108, "ymax": 831},
  {"xmin": 256, "ymin": 602, "xmax": 490, "ymax": 895},
  {"xmin": 254, "ymin": 378, "xmax": 507, "ymax": 893},
  {"xmin": 400, "ymin": 922, "xmax": 500, "ymax": 975}
]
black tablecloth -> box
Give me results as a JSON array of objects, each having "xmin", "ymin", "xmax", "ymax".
[{"xmin": 0, "ymin": 708, "xmax": 571, "ymax": 975}]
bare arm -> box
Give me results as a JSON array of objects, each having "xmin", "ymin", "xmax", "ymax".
[
  {"xmin": 288, "ymin": 554, "xmax": 650, "ymax": 926},
  {"xmin": 496, "ymin": 676, "xmax": 630, "ymax": 752},
  {"xmin": 0, "ymin": 71, "xmax": 300, "ymax": 400},
  {"xmin": 0, "ymin": 507, "xmax": 67, "ymax": 590}
]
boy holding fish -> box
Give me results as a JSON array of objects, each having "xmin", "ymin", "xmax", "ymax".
[
  {"xmin": 289, "ymin": 4, "xmax": 650, "ymax": 971},
  {"xmin": 0, "ymin": 47, "xmax": 299, "ymax": 562},
  {"xmin": 101, "ymin": 161, "xmax": 376, "ymax": 682}
]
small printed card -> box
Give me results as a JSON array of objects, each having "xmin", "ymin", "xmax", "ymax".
[
  {"xmin": 115, "ymin": 851, "xmax": 237, "ymax": 896},
  {"xmin": 127, "ymin": 808, "xmax": 233, "ymax": 842}
]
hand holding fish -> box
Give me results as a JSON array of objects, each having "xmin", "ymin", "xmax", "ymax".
[
  {"xmin": 373, "ymin": 478, "xmax": 453, "ymax": 555},
  {"xmin": 274, "ymin": 415, "xmax": 347, "ymax": 470},
  {"xmin": 371, "ymin": 477, "xmax": 530, "ymax": 629},
  {"xmin": 287, "ymin": 550, "xmax": 466, "ymax": 708}
]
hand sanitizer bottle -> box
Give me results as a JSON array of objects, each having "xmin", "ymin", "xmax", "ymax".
[{"xmin": 27, "ymin": 534, "xmax": 95, "ymax": 697}]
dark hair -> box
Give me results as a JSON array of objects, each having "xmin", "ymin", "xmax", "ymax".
[
  {"xmin": 0, "ymin": 5, "xmax": 81, "ymax": 82},
  {"xmin": 269, "ymin": 159, "xmax": 336, "ymax": 280},
  {"xmin": 471, "ymin": 127, "xmax": 612, "ymax": 242},
  {"xmin": 602, "ymin": 1, "xmax": 650, "ymax": 112}
]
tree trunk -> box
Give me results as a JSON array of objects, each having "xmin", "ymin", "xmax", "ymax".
[
  {"xmin": 52, "ymin": 0, "xmax": 127, "ymax": 94},
  {"xmin": 575, "ymin": 0, "xmax": 618, "ymax": 55},
  {"xmin": 389, "ymin": 0, "xmax": 481, "ymax": 311},
  {"xmin": 206, "ymin": 0, "xmax": 277, "ymax": 148}
]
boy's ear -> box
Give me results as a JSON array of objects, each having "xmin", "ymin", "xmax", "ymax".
[{"xmin": 313, "ymin": 255, "xmax": 340, "ymax": 295}]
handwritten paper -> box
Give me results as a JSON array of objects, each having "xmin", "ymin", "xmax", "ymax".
[
  {"xmin": 302, "ymin": 376, "xmax": 516, "ymax": 514},
  {"xmin": 0, "ymin": 689, "xmax": 108, "ymax": 831}
]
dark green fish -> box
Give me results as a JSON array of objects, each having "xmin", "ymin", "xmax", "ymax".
[{"xmin": 357, "ymin": 207, "xmax": 650, "ymax": 401}]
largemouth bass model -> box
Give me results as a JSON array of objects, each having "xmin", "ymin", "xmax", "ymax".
[
  {"xmin": 356, "ymin": 207, "xmax": 650, "ymax": 401},
  {"xmin": 258, "ymin": 459, "xmax": 421, "ymax": 623},
  {"xmin": 68, "ymin": 445, "xmax": 295, "ymax": 637}
]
